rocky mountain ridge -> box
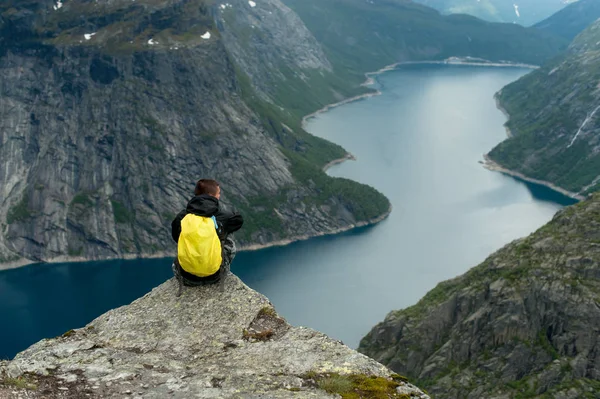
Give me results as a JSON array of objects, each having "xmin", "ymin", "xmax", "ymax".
[
  {"xmin": 359, "ymin": 193, "xmax": 600, "ymax": 398},
  {"xmin": 0, "ymin": 274, "xmax": 430, "ymax": 398},
  {"xmin": 488, "ymin": 18, "xmax": 600, "ymax": 197}
]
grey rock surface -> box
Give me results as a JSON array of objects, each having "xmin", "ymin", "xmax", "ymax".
[{"xmin": 0, "ymin": 274, "xmax": 428, "ymax": 398}]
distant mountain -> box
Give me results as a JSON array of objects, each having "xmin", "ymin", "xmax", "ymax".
[
  {"xmin": 535, "ymin": 0, "xmax": 600, "ymax": 40},
  {"xmin": 488, "ymin": 19, "xmax": 600, "ymax": 197},
  {"xmin": 283, "ymin": 0, "xmax": 568, "ymax": 78},
  {"xmin": 413, "ymin": 0, "xmax": 578, "ymax": 26},
  {"xmin": 360, "ymin": 193, "xmax": 600, "ymax": 398}
]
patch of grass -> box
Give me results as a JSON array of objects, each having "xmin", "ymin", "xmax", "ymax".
[
  {"xmin": 536, "ymin": 331, "xmax": 559, "ymax": 360},
  {"xmin": 111, "ymin": 200, "xmax": 134, "ymax": 224},
  {"xmin": 305, "ymin": 372, "xmax": 411, "ymax": 399},
  {"xmin": 0, "ymin": 253, "xmax": 20, "ymax": 263},
  {"xmin": 67, "ymin": 246, "xmax": 84, "ymax": 257},
  {"xmin": 71, "ymin": 193, "xmax": 94, "ymax": 207},
  {"xmin": 390, "ymin": 374, "xmax": 410, "ymax": 383},
  {"xmin": 62, "ymin": 329, "xmax": 76, "ymax": 338},
  {"xmin": 506, "ymin": 376, "xmax": 536, "ymax": 399},
  {"xmin": 257, "ymin": 306, "xmax": 278, "ymax": 318},
  {"xmin": 6, "ymin": 194, "xmax": 32, "ymax": 224},
  {"xmin": 317, "ymin": 374, "xmax": 354, "ymax": 395},
  {"xmin": 1, "ymin": 376, "xmax": 37, "ymax": 390}
]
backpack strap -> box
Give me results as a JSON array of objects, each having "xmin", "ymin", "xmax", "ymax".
[
  {"xmin": 172, "ymin": 260, "xmax": 184, "ymax": 297},
  {"xmin": 219, "ymin": 235, "xmax": 236, "ymax": 292}
]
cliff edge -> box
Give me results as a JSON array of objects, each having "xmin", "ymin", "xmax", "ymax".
[{"xmin": 0, "ymin": 275, "xmax": 428, "ymax": 398}]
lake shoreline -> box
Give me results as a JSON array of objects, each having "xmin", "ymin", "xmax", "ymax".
[
  {"xmin": 302, "ymin": 57, "xmax": 538, "ymax": 128},
  {"xmin": 322, "ymin": 153, "xmax": 357, "ymax": 171},
  {"xmin": 0, "ymin": 57, "xmax": 540, "ymax": 271},
  {"xmin": 238, "ymin": 204, "xmax": 392, "ymax": 252},
  {"xmin": 494, "ymin": 94, "xmax": 513, "ymax": 138},
  {"xmin": 482, "ymin": 155, "xmax": 585, "ymax": 201},
  {"xmin": 485, "ymin": 95, "xmax": 585, "ymax": 202}
]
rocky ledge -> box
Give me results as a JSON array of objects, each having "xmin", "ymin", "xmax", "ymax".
[{"xmin": 0, "ymin": 275, "xmax": 428, "ymax": 398}]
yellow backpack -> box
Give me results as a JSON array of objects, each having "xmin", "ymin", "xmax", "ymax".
[{"xmin": 177, "ymin": 214, "xmax": 222, "ymax": 277}]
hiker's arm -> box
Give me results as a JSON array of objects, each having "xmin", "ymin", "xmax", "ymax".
[
  {"xmin": 216, "ymin": 204, "xmax": 244, "ymax": 235},
  {"xmin": 171, "ymin": 210, "xmax": 187, "ymax": 243},
  {"xmin": 222, "ymin": 213, "xmax": 243, "ymax": 234}
]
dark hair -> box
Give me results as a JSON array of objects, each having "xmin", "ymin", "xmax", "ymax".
[{"xmin": 194, "ymin": 179, "xmax": 220, "ymax": 196}]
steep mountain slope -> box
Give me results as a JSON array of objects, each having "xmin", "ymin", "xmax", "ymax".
[
  {"xmin": 0, "ymin": 274, "xmax": 430, "ymax": 398},
  {"xmin": 0, "ymin": 0, "xmax": 390, "ymax": 267},
  {"xmin": 413, "ymin": 0, "xmax": 576, "ymax": 26},
  {"xmin": 359, "ymin": 194, "xmax": 600, "ymax": 398},
  {"xmin": 283, "ymin": 0, "xmax": 568, "ymax": 79},
  {"xmin": 488, "ymin": 19, "xmax": 600, "ymax": 197},
  {"xmin": 535, "ymin": 0, "xmax": 600, "ymax": 41},
  {"xmin": 0, "ymin": 0, "xmax": 568, "ymax": 268}
]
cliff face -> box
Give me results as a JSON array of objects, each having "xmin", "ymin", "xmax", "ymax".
[
  {"xmin": 359, "ymin": 194, "xmax": 600, "ymax": 398},
  {"xmin": 0, "ymin": 275, "xmax": 429, "ymax": 398},
  {"xmin": 0, "ymin": 0, "xmax": 390, "ymax": 267},
  {"xmin": 488, "ymin": 19, "xmax": 600, "ymax": 197}
]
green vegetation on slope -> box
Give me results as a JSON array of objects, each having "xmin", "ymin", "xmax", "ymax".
[
  {"xmin": 231, "ymin": 65, "xmax": 390, "ymax": 242},
  {"xmin": 6, "ymin": 195, "xmax": 32, "ymax": 225},
  {"xmin": 303, "ymin": 372, "xmax": 412, "ymax": 399},
  {"xmin": 489, "ymin": 20, "xmax": 600, "ymax": 194}
]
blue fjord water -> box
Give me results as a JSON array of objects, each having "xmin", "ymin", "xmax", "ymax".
[{"xmin": 0, "ymin": 64, "xmax": 576, "ymax": 359}]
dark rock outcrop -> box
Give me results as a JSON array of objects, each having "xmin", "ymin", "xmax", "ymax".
[{"xmin": 359, "ymin": 194, "xmax": 600, "ymax": 398}]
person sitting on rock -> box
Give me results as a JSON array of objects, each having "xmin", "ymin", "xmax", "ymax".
[{"xmin": 171, "ymin": 179, "xmax": 243, "ymax": 295}]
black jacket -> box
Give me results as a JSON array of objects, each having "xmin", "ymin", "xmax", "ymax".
[{"xmin": 171, "ymin": 195, "xmax": 244, "ymax": 243}]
